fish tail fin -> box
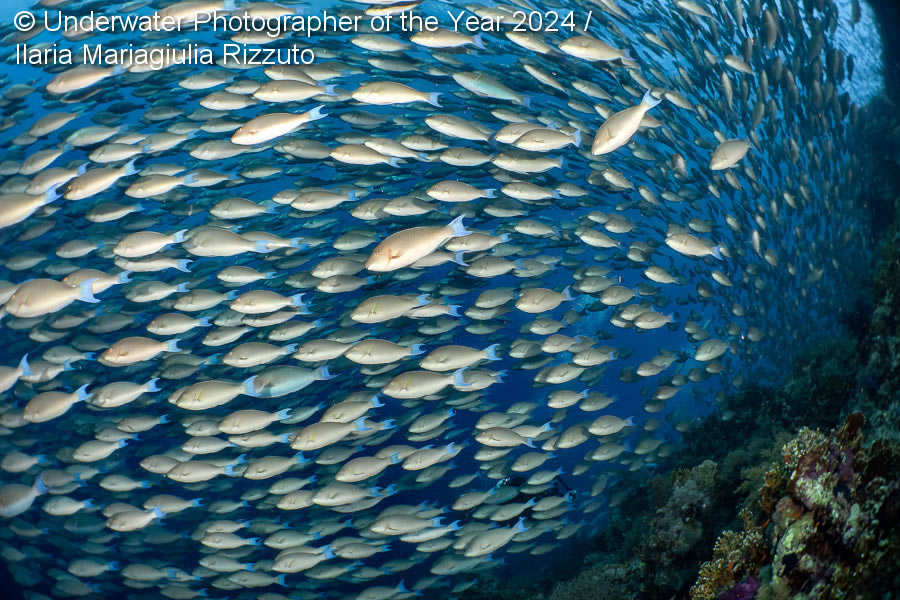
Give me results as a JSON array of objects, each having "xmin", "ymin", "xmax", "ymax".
[
  {"xmin": 641, "ymin": 89, "xmax": 662, "ymax": 108},
  {"xmin": 118, "ymin": 270, "xmax": 133, "ymax": 283},
  {"xmin": 573, "ymin": 129, "xmax": 583, "ymax": 147},
  {"xmin": 175, "ymin": 258, "xmax": 194, "ymax": 273},
  {"xmin": 78, "ymin": 279, "xmax": 100, "ymax": 303},
  {"xmin": 625, "ymin": 416, "xmax": 636, "ymax": 426},
  {"xmin": 563, "ymin": 285, "xmax": 574, "ymax": 301},
  {"xmin": 711, "ymin": 244, "xmax": 724, "ymax": 260},
  {"xmin": 353, "ymin": 416, "xmax": 372, "ymax": 432},
  {"xmin": 44, "ymin": 184, "xmax": 61, "ymax": 204},
  {"xmin": 452, "ymin": 367, "xmax": 470, "ymax": 387},
  {"xmin": 166, "ymin": 339, "xmax": 181, "ymax": 352},
  {"xmin": 242, "ymin": 375, "xmax": 258, "ymax": 396},
  {"xmin": 485, "ymin": 343, "xmax": 501, "ymax": 361},
  {"xmin": 290, "ymin": 292, "xmax": 305, "ymax": 307},
  {"xmin": 75, "ymin": 384, "xmax": 91, "ymax": 401},
  {"xmin": 452, "ymin": 251, "xmax": 468, "ymax": 267},
  {"xmin": 427, "ymin": 92, "xmax": 442, "ymax": 107},
  {"xmin": 448, "ymin": 215, "xmax": 471, "ymax": 237},
  {"xmin": 316, "ymin": 365, "xmax": 334, "ymax": 380},
  {"xmin": 34, "ymin": 473, "xmax": 49, "ymax": 495},
  {"xmin": 307, "ymin": 105, "xmax": 327, "ymax": 121},
  {"xmin": 175, "ymin": 282, "xmax": 189, "ymax": 293},
  {"xmin": 370, "ymin": 394, "xmax": 384, "ymax": 408},
  {"xmin": 123, "ymin": 158, "xmax": 139, "ymax": 176},
  {"xmin": 275, "ymin": 408, "xmax": 292, "ymax": 421},
  {"xmin": 18, "ymin": 354, "xmax": 31, "ymax": 377}
]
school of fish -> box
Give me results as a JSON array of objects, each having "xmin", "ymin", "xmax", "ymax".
[{"xmin": 0, "ymin": 0, "xmax": 873, "ymax": 598}]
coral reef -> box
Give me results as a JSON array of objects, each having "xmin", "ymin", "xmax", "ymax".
[
  {"xmin": 545, "ymin": 562, "xmax": 631, "ymax": 600},
  {"xmin": 691, "ymin": 510, "xmax": 766, "ymax": 600},
  {"xmin": 692, "ymin": 413, "xmax": 900, "ymax": 600},
  {"xmin": 638, "ymin": 461, "xmax": 718, "ymax": 593},
  {"xmin": 532, "ymin": 413, "xmax": 899, "ymax": 600},
  {"xmin": 857, "ymin": 223, "xmax": 900, "ymax": 442}
]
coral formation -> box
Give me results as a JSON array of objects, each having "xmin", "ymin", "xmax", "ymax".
[{"xmin": 693, "ymin": 413, "xmax": 900, "ymax": 600}]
